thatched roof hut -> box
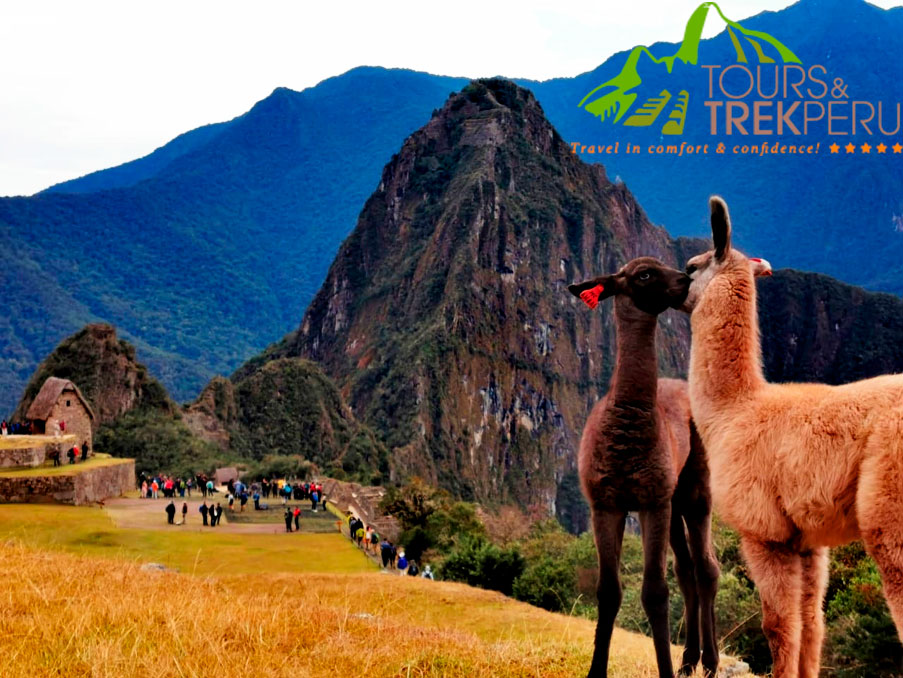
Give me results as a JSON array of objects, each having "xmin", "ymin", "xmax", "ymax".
[
  {"xmin": 25, "ymin": 377, "xmax": 95, "ymax": 423},
  {"xmin": 214, "ymin": 466, "xmax": 239, "ymax": 486}
]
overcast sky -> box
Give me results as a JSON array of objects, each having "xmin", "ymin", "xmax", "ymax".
[{"xmin": 1, "ymin": 0, "xmax": 900, "ymax": 197}]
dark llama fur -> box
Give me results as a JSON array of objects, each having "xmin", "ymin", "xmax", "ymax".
[{"xmin": 568, "ymin": 257, "xmax": 720, "ymax": 678}]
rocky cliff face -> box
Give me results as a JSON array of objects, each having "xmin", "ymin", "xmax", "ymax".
[
  {"xmin": 248, "ymin": 80, "xmax": 693, "ymax": 509},
  {"xmin": 12, "ymin": 324, "xmax": 172, "ymax": 425}
]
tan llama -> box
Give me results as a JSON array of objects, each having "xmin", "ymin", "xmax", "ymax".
[{"xmin": 683, "ymin": 196, "xmax": 903, "ymax": 678}]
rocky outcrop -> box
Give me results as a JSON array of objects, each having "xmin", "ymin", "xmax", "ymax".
[
  {"xmin": 0, "ymin": 459, "xmax": 135, "ymax": 505},
  {"xmin": 182, "ymin": 377, "xmax": 235, "ymax": 449},
  {"xmin": 12, "ymin": 324, "xmax": 173, "ymax": 427},
  {"xmin": 247, "ymin": 79, "xmax": 692, "ymax": 509}
]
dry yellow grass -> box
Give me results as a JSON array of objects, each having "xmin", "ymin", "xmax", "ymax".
[
  {"xmin": 0, "ymin": 540, "xmax": 752, "ymax": 678},
  {"xmin": 0, "ymin": 433, "xmax": 76, "ymax": 450},
  {"xmin": 0, "ymin": 453, "xmax": 128, "ymax": 477}
]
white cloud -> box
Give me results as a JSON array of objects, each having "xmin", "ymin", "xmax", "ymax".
[{"xmin": 0, "ymin": 0, "xmax": 899, "ymax": 196}]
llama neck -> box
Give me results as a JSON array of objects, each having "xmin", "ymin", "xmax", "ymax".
[
  {"xmin": 690, "ymin": 265, "xmax": 766, "ymax": 410},
  {"xmin": 609, "ymin": 299, "xmax": 659, "ymax": 406}
]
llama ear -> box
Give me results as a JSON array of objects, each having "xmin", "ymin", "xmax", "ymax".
[
  {"xmin": 710, "ymin": 196, "xmax": 732, "ymax": 262},
  {"xmin": 568, "ymin": 276, "xmax": 616, "ymax": 310},
  {"xmin": 749, "ymin": 257, "xmax": 772, "ymax": 277}
]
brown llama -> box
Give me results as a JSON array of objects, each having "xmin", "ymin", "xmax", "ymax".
[
  {"xmin": 683, "ymin": 196, "xmax": 903, "ymax": 678},
  {"xmin": 568, "ymin": 257, "xmax": 720, "ymax": 678}
]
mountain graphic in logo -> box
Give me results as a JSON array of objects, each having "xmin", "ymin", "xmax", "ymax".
[{"xmin": 578, "ymin": 2, "xmax": 801, "ymax": 135}]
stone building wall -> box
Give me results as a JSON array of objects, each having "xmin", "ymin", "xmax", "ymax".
[
  {"xmin": 0, "ymin": 460, "xmax": 135, "ymax": 505},
  {"xmin": 49, "ymin": 390, "xmax": 93, "ymax": 452}
]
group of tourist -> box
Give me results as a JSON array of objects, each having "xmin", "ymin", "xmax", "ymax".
[
  {"xmin": 163, "ymin": 500, "xmax": 224, "ymax": 526},
  {"xmin": 0, "ymin": 420, "xmax": 34, "ymax": 435},
  {"xmin": 346, "ymin": 514, "xmax": 433, "ymax": 579},
  {"xmin": 139, "ymin": 474, "xmax": 202, "ymax": 499},
  {"xmin": 147, "ymin": 471, "xmax": 329, "ymax": 532},
  {"xmin": 255, "ymin": 478, "xmax": 324, "ymax": 509}
]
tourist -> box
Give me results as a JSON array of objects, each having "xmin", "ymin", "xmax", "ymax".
[
  {"xmin": 380, "ymin": 538, "xmax": 392, "ymax": 569},
  {"xmin": 239, "ymin": 490, "xmax": 248, "ymax": 512},
  {"xmin": 72, "ymin": 445, "xmax": 80, "ymax": 463},
  {"xmin": 396, "ymin": 550, "xmax": 408, "ymax": 576},
  {"xmin": 390, "ymin": 543, "xmax": 397, "ymax": 569},
  {"xmin": 81, "ymin": 442, "xmax": 89, "ymax": 462},
  {"xmin": 141, "ymin": 480, "xmax": 148, "ymax": 498},
  {"xmin": 212, "ymin": 503, "xmax": 222, "ymax": 526},
  {"xmin": 151, "ymin": 480, "xmax": 159, "ymax": 499},
  {"xmin": 310, "ymin": 488, "xmax": 319, "ymax": 512},
  {"xmin": 407, "ymin": 560, "xmax": 419, "ymax": 577},
  {"xmin": 165, "ymin": 500, "xmax": 176, "ymax": 525},
  {"xmin": 206, "ymin": 479, "xmax": 214, "ymax": 496},
  {"xmin": 282, "ymin": 482, "xmax": 291, "ymax": 505},
  {"xmin": 179, "ymin": 479, "xmax": 186, "ymax": 498},
  {"xmin": 199, "ymin": 501, "xmax": 209, "ymax": 526},
  {"xmin": 370, "ymin": 529, "xmax": 379, "ymax": 554},
  {"xmin": 227, "ymin": 492, "xmax": 234, "ymax": 511},
  {"xmin": 66, "ymin": 447, "xmax": 75, "ymax": 464},
  {"xmin": 284, "ymin": 507, "xmax": 293, "ymax": 533},
  {"xmin": 355, "ymin": 523, "xmax": 365, "ymax": 548},
  {"xmin": 1, "ymin": 420, "xmax": 7, "ymax": 436},
  {"xmin": 421, "ymin": 565, "xmax": 434, "ymax": 580},
  {"xmin": 180, "ymin": 502, "xmax": 188, "ymax": 525},
  {"xmin": 253, "ymin": 490, "xmax": 261, "ymax": 510},
  {"xmin": 293, "ymin": 506, "xmax": 301, "ymax": 531}
]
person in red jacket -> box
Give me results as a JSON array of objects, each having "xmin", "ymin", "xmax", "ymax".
[{"xmin": 293, "ymin": 506, "xmax": 301, "ymax": 532}]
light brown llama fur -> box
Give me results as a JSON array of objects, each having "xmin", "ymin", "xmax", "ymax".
[{"xmin": 683, "ymin": 196, "xmax": 903, "ymax": 678}]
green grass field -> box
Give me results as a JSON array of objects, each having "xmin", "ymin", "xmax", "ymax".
[{"xmin": 0, "ymin": 504, "xmax": 373, "ymax": 575}]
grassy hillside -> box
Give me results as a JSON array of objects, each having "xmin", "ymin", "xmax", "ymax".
[{"xmin": 0, "ymin": 536, "xmax": 748, "ymax": 677}]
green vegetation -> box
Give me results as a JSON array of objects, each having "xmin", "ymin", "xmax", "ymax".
[
  {"xmin": 227, "ymin": 358, "xmax": 390, "ymax": 483},
  {"xmin": 95, "ymin": 409, "xmax": 228, "ymax": 477}
]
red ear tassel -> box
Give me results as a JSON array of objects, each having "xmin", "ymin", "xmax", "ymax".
[{"xmin": 579, "ymin": 284, "xmax": 604, "ymax": 309}]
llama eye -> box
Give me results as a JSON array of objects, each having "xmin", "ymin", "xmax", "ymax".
[{"xmin": 638, "ymin": 272, "xmax": 651, "ymax": 281}]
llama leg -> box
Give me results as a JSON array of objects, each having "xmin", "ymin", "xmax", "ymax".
[
  {"xmin": 587, "ymin": 509, "xmax": 627, "ymax": 678},
  {"xmin": 684, "ymin": 505, "xmax": 720, "ymax": 678},
  {"xmin": 742, "ymin": 537, "xmax": 803, "ymax": 678},
  {"xmin": 798, "ymin": 547, "xmax": 828, "ymax": 678},
  {"xmin": 639, "ymin": 506, "xmax": 675, "ymax": 678},
  {"xmin": 670, "ymin": 511, "xmax": 700, "ymax": 676},
  {"xmin": 859, "ymin": 447, "xmax": 903, "ymax": 642}
]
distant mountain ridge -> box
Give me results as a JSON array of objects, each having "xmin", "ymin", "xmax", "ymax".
[{"xmin": 2, "ymin": 0, "xmax": 902, "ymax": 412}]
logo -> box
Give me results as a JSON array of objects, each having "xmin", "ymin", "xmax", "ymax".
[{"xmin": 577, "ymin": 2, "xmax": 800, "ymax": 135}]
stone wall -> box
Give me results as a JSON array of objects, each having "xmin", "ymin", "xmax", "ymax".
[
  {"xmin": 0, "ymin": 444, "xmax": 46, "ymax": 468},
  {"xmin": 0, "ymin": 460, "xmax": 135, "ymax": 505},
  {"xmin": 50, "ymin": 393, "xmax": 93, "ymax": 451},
  {"xmin": 321, "ymin": 477, "xmax": 400, "ymax": 541}
]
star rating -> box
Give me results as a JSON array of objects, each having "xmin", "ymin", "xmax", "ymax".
[
  {"xmin": 894, "ymin": 143, "xmax": 903, "ymax": 154},
  {"xmin": 861, "ymin": 143, "xmax": 872, "ymax": 153},
  {"xmin": 845, "ymin": 142, "xmax": 856, "ymax": 153},
  {"xmin": 877, "ymin": 143, "xmax": 887, "ymax": 154},
  {"xmin": 829, "ymin": 143, "xmax": 840, "ymax": 153}
]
